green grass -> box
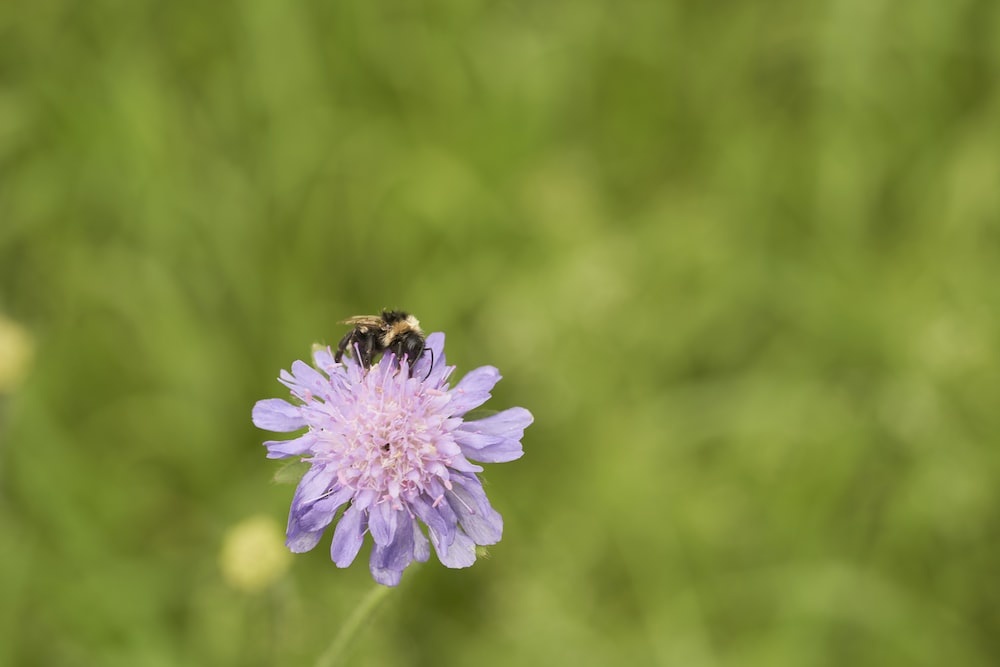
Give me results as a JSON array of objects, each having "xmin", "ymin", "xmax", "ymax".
[{"xmin": 2, "ymin": 1, "xmax": 999, "ymax": 665}]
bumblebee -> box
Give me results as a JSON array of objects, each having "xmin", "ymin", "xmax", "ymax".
[{"xmin": 334, "ymin": 310, "xmax": 427, "ymax": 371}]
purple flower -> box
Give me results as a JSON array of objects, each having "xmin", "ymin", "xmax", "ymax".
[{"xmin": 252, "ymin": 332, "xmax": 532, "ymax": 586}]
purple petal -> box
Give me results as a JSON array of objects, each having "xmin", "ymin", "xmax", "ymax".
[
  {"xmin": 370, "ymin": 514, "xmax": 416, "ymax": 586},
  {"xmin": 312, "ymin": 345, "xmax": 338, "ymax": 374},
  {"xmin": 413, "ymin": 524, "xmax": 431, "ymax": 563},
  {"xmin": 454, "ymin": 407, "xmax": 533, "ymax": 462},
  {"xmin": 368, "ymin": 501, "xmax": 399, "ymax": 547},
  {"xmin": 370, "ymin": 562, "xmax": 403, "ymax": 587},
  {"xmin": 286, "ymin": 468, "xmax": 346, "ymax": 551},
  {"xmin": 294, "ymin": 464, "xmax": 337, "ymax": 502},
  {"xmin": 278, "ymin": 360, "xmax": 330, "ymax": 401},
  {"xmin": 413, "ymin": 332, "xmax": 449, "ymax": 387},
  {"xmin": 447, "ymin": 366, "xmax": 501, "ymax": 415},
  {"xmin": 457, "ymin": 439, "xmax": 523, "ymax": 463},
  {"xmin": 444, "ymin": 451, "xmax": 484, "ymax": 473},
  {"xmin": 461, "ymin": 406, "xmax": 534, "ymax": 437},
  {"xmin": 252, "ymin": 398, "xmax": 306, "ymax": 432},
  {"xmin": 286, "ymin": 527, "xmax": 325, "ymax": 553},
  {"xmin": 447, "ymin": 475, "xmax": 503, "ymax": 545},
  {"xmin": 286, "ymin": 493, "xmax": 327, "ymax": 554},
  {"xmin": 295, "ymin": 486, "xmax": 353, "ymax": 532},
  {"xmin": 409, "ymin": 494, "xmax": 456, "ymax": 558},
  {"xmin": 330, "ymin": 505, "xmax": 367, "ymax": 567},
  {"xmin": 436, "ymin": 530, "xmax": 477, "ymax": 569},
  {"xmin": 263, "ymin": 432, "xmax": 316, "ymax": 459},
  {"xmin": 351, "ymin": 489, "xmax": 377, "ymax": 512}
]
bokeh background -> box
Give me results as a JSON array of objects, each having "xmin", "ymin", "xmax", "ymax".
[{"xmin": 2, "ymin": 1, "xmax": 999, "ymax": 665}]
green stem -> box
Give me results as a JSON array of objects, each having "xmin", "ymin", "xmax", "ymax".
[{"xmin": 313, "ymin": 584, "xmax": 392, "ymax": 667}]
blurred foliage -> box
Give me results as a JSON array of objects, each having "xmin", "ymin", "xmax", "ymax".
[{"xmin": 2, "ymin": 1, "xmax": 999, "ymax": 665}]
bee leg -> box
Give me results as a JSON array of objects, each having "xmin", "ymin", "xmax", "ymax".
[
  {"xmin": 385, "ymin": 340, "xmax": 402, "ymax": 368},
  {"xmin": 356, "ymin": 335, "xmax": 376, "ymax": 368},
  {"xmin": 422, "ymin": 347, "xmax": 434, "ymax": 380},
  {"xmin": 334, "ymin": 331, "xmax": 354, "ymax": 363}
]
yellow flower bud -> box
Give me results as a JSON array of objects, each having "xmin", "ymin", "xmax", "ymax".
[
  {"xmin": 219, "ymin": 515, "xmax": 291, "ymax": 593},
  {"xmin": 0, "ymin": 315, "xmax": 34, "ymax": 393}
]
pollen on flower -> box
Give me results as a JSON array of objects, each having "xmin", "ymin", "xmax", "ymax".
[{"xmin": 253, "ymin": 332, "xmax": 533, "ymax": 586}]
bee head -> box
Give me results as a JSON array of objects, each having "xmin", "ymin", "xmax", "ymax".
[{"xmin": 391, "ymin": 334, "xmax": 426, "ymax": 367}]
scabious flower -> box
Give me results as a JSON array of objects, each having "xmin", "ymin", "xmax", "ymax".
[{"xmin": 252, "ymin": 332, "xmax": 532, "ymax": 586}]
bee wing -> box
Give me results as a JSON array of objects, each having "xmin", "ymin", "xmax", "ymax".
[{"xmin": 340, "ymin": 315, "xmax": 385, "ymax": 328}]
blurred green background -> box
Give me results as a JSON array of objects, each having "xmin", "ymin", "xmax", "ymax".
[{"xmin": 2, "ymin": 1, "xmax": 999, "ymax": 665}]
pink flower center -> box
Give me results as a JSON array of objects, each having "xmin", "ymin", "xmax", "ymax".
[{"xmin": 325, "ymin": 368, "xmax": 453, "ymax": 504}]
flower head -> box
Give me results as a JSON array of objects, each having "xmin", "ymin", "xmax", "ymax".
[{"xmin": 252, "ymin": 333, "xmax": 532, "ymax": 586}]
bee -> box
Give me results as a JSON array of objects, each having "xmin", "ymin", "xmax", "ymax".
[{"xmin": 334, "ymin": 310, "xmax": 427, "ymax": 371}]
